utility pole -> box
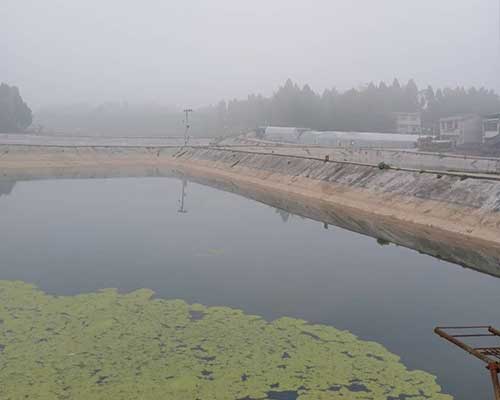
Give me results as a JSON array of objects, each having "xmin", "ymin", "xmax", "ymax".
[
  {"xmin": 496, "ymin": 0, "xmax": 500, "ymax": 94},
  {"xmin": 183, "ymin": 109, "xmax": 193, "ymax": 146}
]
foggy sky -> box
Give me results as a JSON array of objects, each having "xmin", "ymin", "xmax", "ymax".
[{"xmin": 2, "ymin": 0, "xmax": 500, "ymax": 109}]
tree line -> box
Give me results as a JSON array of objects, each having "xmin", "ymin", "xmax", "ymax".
[
  {"xmin": 6, "ymin": 79, "xmax": 499, "ymax": 136},
  {"xmin": 200, "ymin": 79, "xmax": 500, "ymax": 135},
  {"xmin": 0, "ymin": 83, "xmax": 32, "ymax": 133}
]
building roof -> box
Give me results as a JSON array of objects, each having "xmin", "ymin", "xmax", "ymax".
[
  {"xmin": 303, "ymin": 131, "xmax": 428, "ymax": 142},
  {"xmin": 439, "ymin": 114, "xmax": 480, "ymax": 122},
  {"xmin": 483, "ymin": 113, "xmax": 500, "ymax": 119},
  {"xmin": 393, "ymin": 111, "xmax": 421, "ymax": 116},
  {"xmin": 264, "ymin": 126, "xmax": 309, "ymax": 133}
]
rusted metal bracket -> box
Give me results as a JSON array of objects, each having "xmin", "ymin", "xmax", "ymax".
[{"xmin": 435, "ymin": 326, "xmax": 500, "ymax": 400}]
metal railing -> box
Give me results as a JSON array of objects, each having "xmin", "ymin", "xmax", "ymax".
[{"xmin": 435, "ymin": 326, "xmax": 500, "ymax": 400}]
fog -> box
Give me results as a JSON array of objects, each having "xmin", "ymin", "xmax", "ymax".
[{"xmin": 2, "ymin": 0, "xmax": 500, "ymax": 108}]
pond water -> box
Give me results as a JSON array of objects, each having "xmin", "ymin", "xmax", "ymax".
[{"xmin": 0, "ymin": 176, "xmax": 499, "ymax": 400}]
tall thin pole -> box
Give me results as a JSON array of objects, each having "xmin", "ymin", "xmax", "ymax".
[
  {"xmin": 497, "ymin": 0, "xmax": 500, "ymax": 93},
  {"xmin": 183, "ymin": 109, "xmax": 193, "ymax": 146},
  {"xmin": 498, "ymin": 0, "xmax": 500, "ymax": 93}
]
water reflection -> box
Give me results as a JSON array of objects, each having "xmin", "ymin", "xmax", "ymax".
[
  {"xmin": 1, "ymin": 171, "xmax": 499, "ymax": 279},
  {"xmin": 178, "ymin": 178, "xmax": 188, "ymax": 214},
  {"xmin": 183, "ymin": 172, "xmax": 500, "ymax": 279},
  {"xmin": 0, "ymin": 180, "xmax": 15, "ymax": 197},
  {"xmin": 275, "ymin": 208, "xmax": 291, "ymax": 223}
]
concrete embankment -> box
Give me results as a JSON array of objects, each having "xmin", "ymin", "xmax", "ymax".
[
  {"xmin": 1, "ymin": 144, "xmax": 500, "ymax": 276},
  {"xmin": 219, "ymin": 139, "xmax": 500, "ymax": 174},
  {"xmin": 168, "ymin": 147, "xmax": 500, "ymax": 241}
]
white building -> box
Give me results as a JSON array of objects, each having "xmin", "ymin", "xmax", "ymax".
[
  {"xmin": 299, "ymin": 131, "xmax": 423, "ymax": 149},
  {"xmin": 439, "ymin": 114, "xmax": 482, "ymax": 146},
  {"xmin": 263, "ymin": 126, "xmax": 309, "ymax": 143},
  {"xmin": 483, "ymin": 113, "xmax": 500, "ymax": 143},
  {"xmin": 394, "ymin": 112, "xmax": 422, "ymax": 135}
]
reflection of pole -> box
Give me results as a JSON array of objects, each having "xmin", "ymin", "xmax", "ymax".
[
  {"xmin": 183, "ymin": 109, "xmax": 193, "ymax": 146},
  {"xmin": 178, "ymin": 179, "xmax": 188, "ymax": 214}
]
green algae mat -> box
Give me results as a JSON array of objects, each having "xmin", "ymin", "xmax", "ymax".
[{"xmin": 0, "ymin": 281, "xmax": 451, "ymax": 400}]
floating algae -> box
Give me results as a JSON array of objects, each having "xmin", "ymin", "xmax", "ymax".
[{"xmin": 0, "ymin": 281, "xmax": 452, "ymax": 400}]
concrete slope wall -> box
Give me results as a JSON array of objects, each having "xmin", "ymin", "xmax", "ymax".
[
  {"xmin": 169, "ymin": 148, "xmax": 500, "ymax": 246},
  {"xmin": 318, "ymin": 147, "xmax": 500, "ymax": 174},
  {"xmin": 225, "ymin": 138, "xmax": 500, "ymax": 174},
  {"xmin": 2, "ymin": 144, "xmax": 498, "ymax": 245}
]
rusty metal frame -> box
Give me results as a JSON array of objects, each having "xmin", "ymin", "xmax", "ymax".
[{"xmin": 435, "ymin": 326, "xmax": 500, "ymax": 400}]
